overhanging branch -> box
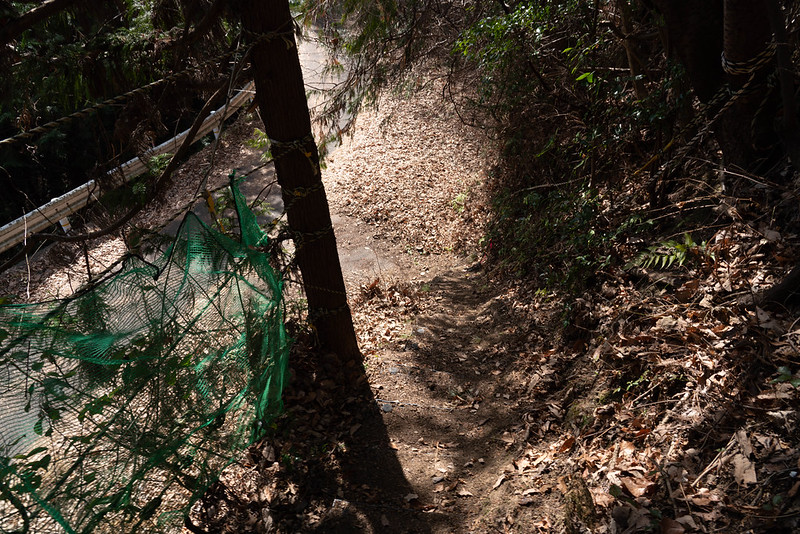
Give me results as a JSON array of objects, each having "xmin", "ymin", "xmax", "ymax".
[{"xmin": 0, "ymin": 0, "xmax": 79, "ymax": 46}]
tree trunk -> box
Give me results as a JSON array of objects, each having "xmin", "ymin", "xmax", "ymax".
[
  {"xmin": 650, "ymin": 0, "xmax": 779, "ymax": 173},
  {"xmin": 651, "ymin": 0, "xmax": 724, "ymax": 104},
  {"xmin": 764, "ymin": 0, "xmax": 800, "ymax": 166},
  {"xmin": 718, "ymin": 0, "xmax": 775, "ymax": 170},
  {"xmin": 0, "ymin": 0, "xmax": 79, "ymax": 46},
  {"xmin": 616, "ymin": 0, "xmax": 648, "ymax": 99},
  {"xmin": 237, "ymin": 0, "xmax": 361, "ymax": 364}
]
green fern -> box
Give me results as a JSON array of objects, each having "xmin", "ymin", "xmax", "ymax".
[{"xmin": 628, "ymin": 233, "xmax": 710, "ymax": 270}]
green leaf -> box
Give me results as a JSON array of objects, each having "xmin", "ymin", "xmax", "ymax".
[
  {"xmin": 33, "ymin": 418, "xmax": 44, "ymax": 436},
  {"xmin": 139, "ymin": 496, "xmax": 162, "ymax": 520},
  {"xmin": 22, "ymin": 473, "xmax": 42, "ymax": 490},
  {"xmin": 25, "ymin": 447, "xmax": 48, "ymax": 458}
]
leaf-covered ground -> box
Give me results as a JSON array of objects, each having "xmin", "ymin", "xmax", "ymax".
[
  {"xmin": 190, "ymin": 80, "xmax": 800, "ymax": 533},
  {"xmin": 3, "ymin": 75, "xmax": 800, "ymax": 534}
]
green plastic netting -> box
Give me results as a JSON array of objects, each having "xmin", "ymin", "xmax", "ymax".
[{"xmin": 0, "ymin": 180, "xmax": 290, "ymax": 533}]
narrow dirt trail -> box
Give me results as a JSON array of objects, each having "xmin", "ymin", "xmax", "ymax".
[
  {"xmin": 167, "ymin": 79, "xmax": 574, "ymax": 534},
  {"xmin": 0, "ymin": 73, "xmax": 577, "ymax": 533},
  {"xmin": 307, "ymin": 82, "xmax": 573, "ymax": 533}
]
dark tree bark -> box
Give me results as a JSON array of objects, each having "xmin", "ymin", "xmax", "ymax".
[
  {"xmin": 237, "ymin": 0, "xmax": 361, "ymax": 364},
  {"xmin": 616, "ymin": 0, "xmax": 648, "ymax": 99},
  {"xmin": 765, "ymin": 0, "xmax": 800, "ymax": 165},
  {"xmin": 651, "ymin": 0, "xmax": 724, "ymax": 104},
  {"xmin": 718, "ymin": 0, "xmax": 775, "ymax": 169},
  {"xmin": 650, "ymin": 0, "xmax": 780, "ymax": 172}
]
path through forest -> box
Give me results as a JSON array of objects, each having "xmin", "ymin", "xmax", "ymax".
[
  {"xmin": 207, "ymin": 79, "xmax": 585, "ymax": 532},
  {"xmin": 4, "ymin": 42, "xmax": 798, "ymax": 533}
]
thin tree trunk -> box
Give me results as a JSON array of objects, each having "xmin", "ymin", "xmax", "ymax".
[
  {"xmin": 651, "ymin": 0, "xmax": 724, "ymax": 104},
  {"xmin": 616, "ymin": 0, "xmax": 647, "ymax": 99},
  {"xmin": 764, "ymin": 0, "xmax": 800, "ymax": 166},
  {"xmin": 651, "ymin": 0, "xmax": 780, "ymax": 173},
  {"xmin": 237, "ymin": 0, "xmax": 361, "ymax": 363}
]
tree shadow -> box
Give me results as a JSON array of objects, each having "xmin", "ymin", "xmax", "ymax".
[
  {"xmin": 362, "ymin": 269, "xmax": 567, "ymax": 529},
  {"xmin": 190, "ymin": 344, "xmax": 441, "ymax": 533},
  {"xmin": 293, "ymin": 353, "xmax": 442, "ymax": 534}
]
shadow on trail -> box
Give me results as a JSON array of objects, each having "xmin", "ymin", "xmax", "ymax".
[
  {"xmin": 261, "ymin": 348, "xmax": 442, "ymax": 533},
  {"xmin": 197, "ymin": 269, "xmax": 559, "ymax": 533},
  {"xmin": 369, "ymin": 268, "xmax": 565, "ymax": 530}
]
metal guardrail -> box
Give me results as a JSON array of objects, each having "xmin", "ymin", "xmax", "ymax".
[{"xmin": 0, "ymin": 83, "xmax": 254, "ymax": 255}]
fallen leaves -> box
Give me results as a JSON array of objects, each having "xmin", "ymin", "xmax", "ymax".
[
  {"xmin": 558, "ymin": 436, "xmax": 576, "ymax": 453},
  {"xmin": 732, "ymin": 454, "xmax": 758, "ymax": 485},
  {"xmin": 325, "ymin": 78, "xmax": 491, "ymax": 257},
  {"xmin": 620, "ymin": 475, "xmax": 658, "ymax": 498},
  {"xmin": 659, "ymin": 517, "xmax": 685, "ymax": 534}
]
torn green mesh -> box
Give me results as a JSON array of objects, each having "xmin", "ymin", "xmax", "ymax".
[{"xmin": 0, "ymin": 179, "xmax": 289, "ymax": 533}]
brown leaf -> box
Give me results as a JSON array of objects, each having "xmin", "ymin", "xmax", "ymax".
[
  {"xmin": 589, "ymin": 487, "xmax": 615, "ymax": 508},
  {"xmin": 456, "ymin": 486, "xmax": 473, "ymax": 497},
  {"xmin": 621, "ymin": 476, "xmax": 658, "ymax": 497},
  {"xmin": 687, "ymin": 495, "xmax": 713, "ymax": 507},
  {"xmin": 558, "ymin": 436, "xmax": 575, "ymax": 454},
  {"xmin": 619, "ymin": 441, "xmax": 636, "ymax": 458},
  {"xmin": 660, "ymin": 517, "xmax": 685, "ymax": 534},
  {"xmin": 675, "ymin": 515, "xmax": 699, "ymax": 530},
  {"xmin": 732, "ymin": 453, "xmax": 757, "ymax": 485},
  {"xmin": 735, "ymin": 429, "xmax": 754, "ymax": 458},
  {"xmin": 514, "ymin": 456, "xmax": 531, "ymax": 472},
  {"xmin": 492, "ymin": 474, "xmax": 507, "ymax": 490},
  {"xmin": 788, "ymin": 480, "xmax": 800, "ymax": 498},
  {"xmin": 675, "ymin": 280, "xmax": 700, "ymax": 303},
  {"xmin": 522, "ymin": 485, "xmax": 552, "ymax": 495}
]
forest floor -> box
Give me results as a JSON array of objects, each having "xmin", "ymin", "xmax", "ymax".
[
  {"xmin": 3, "ymin": 74, "xmax": 800, "ymax": 534},
  {"xmin": 208, "ymin": 81, "xmax": 800, "ymax": 533},
  {"xmin": 193, "ymin": 80, "xmax": 800, "ymax": 533}
]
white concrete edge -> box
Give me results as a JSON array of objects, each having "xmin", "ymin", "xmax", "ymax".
[{"xmin": 0, "ymin": 83, "xmax": 254, "ymax": 255}]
